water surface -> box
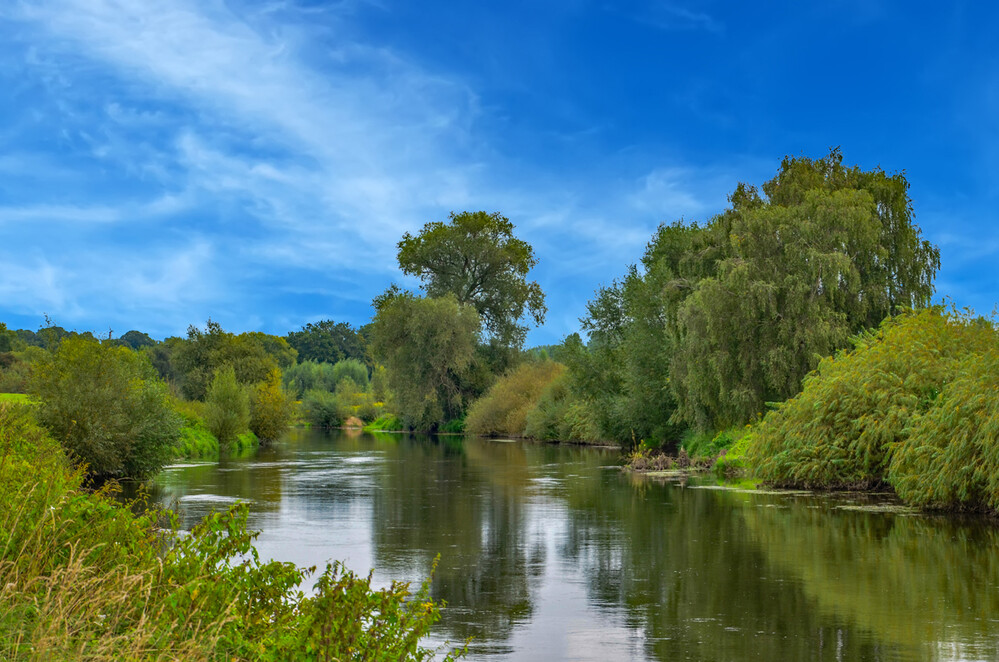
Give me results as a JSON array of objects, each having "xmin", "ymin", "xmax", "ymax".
[{"xmin": 146, "ymin": 429, "xmax": 999, "ymax": 661}]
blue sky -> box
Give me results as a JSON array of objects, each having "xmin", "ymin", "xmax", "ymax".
[{"xmin": 0, "ymin": 0, "xmax": 996, "ymax": 344}]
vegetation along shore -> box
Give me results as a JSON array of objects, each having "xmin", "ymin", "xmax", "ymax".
[{"xmin": 2, "ymin": 150, "xmax": 998, "ymax": 658}]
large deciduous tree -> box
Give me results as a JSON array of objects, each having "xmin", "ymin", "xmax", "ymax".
[
  {"xmin": 286, "ymin": 319, "xmax": 366, "ymax": 365},
  {"xmin": 397, "ymin": 211, "xmax": 546, "ymax": 348},
  {"xmin": 580, "ymin": 148, "xmax": 941, "ymax": 436},
  {"xmin": 369, "ymin": 292, "xmax": 480, "ymax": 431}
]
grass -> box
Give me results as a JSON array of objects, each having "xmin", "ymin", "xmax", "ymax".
[
  {"xmin": 0, "ymin": 393, "xmax": 29, "ymax": 403},
  {"xmin": 0, "ymin": 400, "xmax": 464, "ymax": 660}
]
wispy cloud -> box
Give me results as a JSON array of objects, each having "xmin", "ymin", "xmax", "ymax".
[{"xmin": 0, "ymin": 0, "xmax": 729, "ymax": 340}]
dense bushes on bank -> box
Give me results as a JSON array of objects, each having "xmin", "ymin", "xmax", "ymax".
[
  {"xmin": 465, "ymin": 360, "xmax": 564, "ymax": 436},
  {"xmin": 748, "ymin": 309, "xmax": 999, "ymax": 511},
  {"xmin": 29, "ymin": 336, "xmax": 181, "ymax": 480},
  {"xmin": 0, "ymin": 402, "xmax": 464, "ymax": 660}
]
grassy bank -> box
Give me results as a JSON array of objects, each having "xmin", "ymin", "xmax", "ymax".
[{"xmin": 0, "ymin": 401, "xmax": 464, "ymax": 660}]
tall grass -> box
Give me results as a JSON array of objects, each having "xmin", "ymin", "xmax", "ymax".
[{"xmin": 0, "ymin": 401, "xmax": 465, "ymax": 660}]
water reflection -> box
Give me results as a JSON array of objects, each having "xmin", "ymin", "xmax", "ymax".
[{"xmin": 143, "ymin": 429, "xmax": 999, "ymax": 661}]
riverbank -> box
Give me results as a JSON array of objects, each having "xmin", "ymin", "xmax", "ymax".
[{"xmin": 0, "ymin": 401, "xmax": 464, "ymax": 661}]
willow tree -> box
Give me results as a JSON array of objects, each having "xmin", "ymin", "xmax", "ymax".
[
  {"xmin": 369, "ymin": 291, "xmax": 481, "ymax": 431},
  {"xmin": 665, "ymin": 149, "xmax": 940, "ymax": 429},
  {"xmin": 578, "ymin": 149, "xmax": 941, "ymax": 437}
]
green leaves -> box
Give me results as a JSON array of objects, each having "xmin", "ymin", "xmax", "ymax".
[
  {"xmin": 29, "ymin": 336, "xmax": 181, "ymax": 480},
  {"xmin": 397, "ymin": 211, "xmax": 546, "ymax": 349},
  {"xmin": 748, "ymin": 308, "xmax": 999, "ymax": 506}
]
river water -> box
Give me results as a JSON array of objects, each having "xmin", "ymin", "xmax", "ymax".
[{"xmin": 146, "ymin": 428, "xmax": 999, "ymax": 661}]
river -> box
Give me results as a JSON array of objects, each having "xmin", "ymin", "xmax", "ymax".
[{"xmin": 145, "ymin": 428, "xmax": 999, "ymax": 661}]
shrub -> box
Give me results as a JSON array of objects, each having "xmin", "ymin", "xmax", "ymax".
[
  {"xmin": 524, "ymin": 372, "xmax": 601, "ymax": 443},
  {"xmin": 204, "ymin": 366, "xmax": 250, "ymax": 450},
  {"xmin": 282, "ymin": 360, "xmax": 337, "ymax": 399},
  {"xmin": 0, "ymin": 403, "xmax": 465, "ymax": 660},
  {"xmin": 250, "ymin": 369, "xmax": 296, "ymax": 442},
  {"xmin": 465, "ymin": 360, "xmax": 565, "ymax": 436},
  {"xmin": 749, "ymin": 309, "xmax": 997, "ymax": 490},
  {"xmin": 682, "ymin": 427, "xmax": 743, "ymax": 459},
  {"xmin": 364, "ymin": 413, "xmax": 405, "ymax": 432},
  {"xmin": 302, "ymin": 388, "xmax": 342, "ymax": 428},
  {"xmin": 29, "ymin": 336, "xmax": 181, "ymax": 480},
  {"xmin": 332, "ymin": 358, "xmax": 369, "ymax": 391},
  {"xmin": 889, "ymin": 348, "xmax": 999, "ymax": 511},
  {"xmin": 176, "ymin": 418, "xmax": 218, "ymax": 459},
  {"xmin": 0, "ymin": 352, "xmax": 30, "ymax": 393}
]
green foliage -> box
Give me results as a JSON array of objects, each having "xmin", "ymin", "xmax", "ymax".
[
  {"xmin": 250, "ymin": 369, "xmax": 295, "ymax": 442},
  {"xmin": 465, "ymin": 360, "xmax": 565, "ymax": 436},
  {"xmin": 286, "ymin": 319, "xmax": 367, "ymax": 365},
  {"xmin": 681, "ymin": 426, "xmax": 743, "ymax": 459},
  {"xmin": 574, "ymin": 149, "xmax": 941, "ymax": 437},
  {"xmin": 397, "ymin": 210, "xmax": 546, "ymax": 348},
  {"xmin": 283, "ymin": 359, "xmax": 338, "ymax": 398},
  {"xmin": 29, "ymin": 336, "xmax": 181, "ymax": 480},
  {"xmin": 0, "ymin": 352, "xmax": 30, "ymax": 393},
  {"xmin": 889, "ymin": 347, "xmax": 999, "ymax": 511},
  {"xmin": 176, "ymin": 418, "xmax": 219, "ymax": 459},
  {"xmin": 302, "ymin": 388, "xmax": 342, "ymax": 428},
  {"xmin": 364, "ymin": 413, "xmax": 405, "ymax": 432},
  {"xmin": 114, "ymin": 329, "xmax": 156, "ymax": 350},
  {"xmin": 523, "ymin": 372, "xmax": 602, "ymax": 443},
  {"xmin": 0, "ymin": 404, "xmax": 464, "ymax": 660},
  {"xmin": 243, "ymin": 331, "xmax": 298, "ymax": 368},
  {"xmin": 370, "ymin": 292, "xmax": 481, "ymax": 431},
  {"xmin": 174, "ymin": 319, "xmax": 278, "ymax": 401},
  {"xmin": 204, "ymin": 365, "xmax": 251, "ymax": 449},
  {"xmin": 331, "ymin": 357, "xmax": 369, "ymax": 391},
  {"xmin": 0, "ymin": 322, "xmax": 16, "ymax": 352},
  {"xmin": 749, "ymin": 309, "xmax": 996, "ymax": 493}
]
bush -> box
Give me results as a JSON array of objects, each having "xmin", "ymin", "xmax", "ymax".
[
  {"xmin": 364, "ymin": 413, "xmax": 405, "ymax": 432},
  {"xmin": 523, "ymin": 372, "xmax": 601, "ymax": 443},
  {"xmin": 0, "ymin": 352, "xmax": 31, "ymax": 393},
  {"xmin": 176, "ymin": 418, "xmax": 218, "ymax": 459},
  {"xmin": 889, "ymin": 348, "xmax": 999, "ymax": 511},
  {"xmin": 749, "ymin": 309, "xmax": 997, "ymax": 491},
  {"xmin": 204, "ymin": 366, "xmax": 250, "ymax": 450},
  {"xmin": 250, "ymin": 369, "xmax": 295, "ymax": 442},
  {"xmin": 0, "ymin": 403, "xmax": 465, "ymax": 660},
  {"xmin": 332, "ymin": 358, "xmax": 369, "ymax": 391},
  {"xmin": 682, "ymin": 427, "xmax": 743, "ymax": 459},
  {"xmin": 302, "ymin": 388, "xmax": 342, "ymax": 428},
  {"xmin": 29, "ymin": 336, "xmax": 181, "ymax": 480},
  {"xmin": 465, "ymin": 360, "xmax": 565, "ymax": 436},
  {"xmin": 282, "ymin": 360, "xmax": 337, "ymax": 399}
]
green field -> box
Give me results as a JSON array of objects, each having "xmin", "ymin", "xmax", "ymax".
[{"xmin": 0, "ymin": 393, "xmax": 28, "ymax": 403}]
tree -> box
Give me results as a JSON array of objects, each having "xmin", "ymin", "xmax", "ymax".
[
  {"xmin": 204, "ymin": 365, "xmax": 250, "ymax": 448},
  {"xmin": 579, "ymin": 148, "xmax": 941, "ymax": 434},
  {"xmin": 116, "ymin": 330, "xmax": 156, "ymax": 350},
  {"xmin": 29, "ymin": 336, "xmax": 181, "ymax": 479},
  {"xmin": 397, "ymin": 211, "xmax": 546, "ymax": 348},
  {"xmin": 250, "ymin": 368, "xmax": 295, "ymax": 442},
  {"xmin": 369, "ymin": 292, "xmax": 480, "ymax": 430},
  {"xmin": 173, "ymin": 320, "xmax": 277, "ymax": 401},
  {"xmin": 286, "ymin": 320, "xmax": 366, "ymax": 365}
]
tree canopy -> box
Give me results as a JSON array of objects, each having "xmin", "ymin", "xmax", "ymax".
[
  {"xmin": 286, "ymin": 319, "xmax": 366, "ymax": 365},
  {"xmin": 397, "ymin": 211, "xmax": 546, "ymax": 348},
  {"xmin": 369, "ymin": 292, "xmax": 481, "ymax": 430},
  {"xmin": 29, "ymin": 336, "xmax": 181, "ymax": 479},
  {"xmin": 576, "ymin": 148, "xmax": 941, "ymax": 437}
]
